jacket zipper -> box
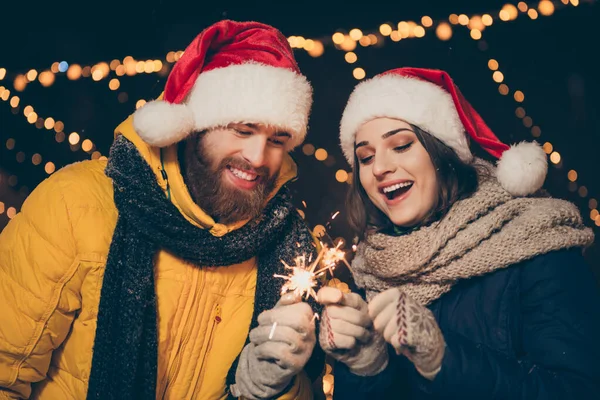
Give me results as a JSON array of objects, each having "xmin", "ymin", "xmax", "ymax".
[
  {"xmin": 190, "ymin": 304, "xmax": 222, "ymax": 397},
  {"xmin": 160, "ymin": 151, "xmax": 171, "ymax": 200}
]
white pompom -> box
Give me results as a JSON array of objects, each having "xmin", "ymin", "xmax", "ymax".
[
  {"xmin": 132, "ymin": 101, "xmax": 195, "ymax": 147},
  {"xmin": 496, "ymin": 141, "xmax": 548, "ymax": 196}
]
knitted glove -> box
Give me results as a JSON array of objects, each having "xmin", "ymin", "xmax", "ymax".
[
  {"xmin": 230, "ymin": 293, "xmax": 316, "ymax": 399},
  {"xmin": 317, "ymin": 287, "xmax": 389, "ymax": 376},
  {"xmin": 368, "ymin": 288, "xmax": 445, "ymax": 380}
]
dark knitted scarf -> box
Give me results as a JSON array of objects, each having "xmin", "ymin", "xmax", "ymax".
[{"xmin": 87, "ymin": 135, "xmax": 324, "ymax": 399}]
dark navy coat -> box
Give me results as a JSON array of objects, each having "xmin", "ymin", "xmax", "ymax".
[{"xmin": 333, "ymin": 249, "xmax": 600, "ymax": 399}]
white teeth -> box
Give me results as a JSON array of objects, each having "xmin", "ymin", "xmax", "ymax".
[
  {"xmin": 230, "ymin": 167, "xmax": 257, "ymax": 181},
  {"xmin": 382, "ymin": 182, "xmax": 413, "ymax": 193}
]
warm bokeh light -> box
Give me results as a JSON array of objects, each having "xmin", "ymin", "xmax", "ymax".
[
  {"xmin": 379, "ymin": 24, "xmax": 392, "ymax": 36},
  {"xmin": 538, "ymin": 0, "xmax": 555, "ymax": 16},
  {"xmin": 45, "ymin": 162, "xmax": 56, "ymax": 174},
  {"xmin": 82, "ymin": 139, "xmax": 94, "ymax": 152},
  {"xmin": 345, "ymin": 52, "xmax": 358, "ymax": 63},
  {"xmin": 514, "ymin": 90, "xmax": 525, "ymax": 102},
  {"xmin": 307, "ymin": 41, "xmax": 324, "ymax": 57},
  {"xmin": 69, "ymin": 132, "xmax": 80, "ymax": 145},
  {"xmin": 353, "ymin": 68, "xmax": 366, "ymax": 80},
  {"xmin": 568, "ymin": 170, "xmax": 578, "ymax": 181},
  {"xmin": 335, "ymin": 170, "xmax": 349, "ymax": 183},
  {"xmin": 482, "ymin": 14, "xmax": 494, "ymax": 26},
  {"xmin": 315, "ymin": 148, "xmax": 328, "ymax": 161},
  {"xmin": 436, "ymin": 23, "xmax": 453, "ymax": 41},
  {"xmin": 44, "ymin": 117, "xmax": 55, "ymax": 130},
  {"xmin": 302, "ymin": 144, "xmax": 315, "ymax": 156},
  {"xmin": 109, "ymin": 78, "xmax": 120, "ymax": 90}
]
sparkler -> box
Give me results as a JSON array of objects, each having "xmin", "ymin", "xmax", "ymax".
[
  {"xmin": 268, "ymin": 211, "xmax": 349, "ymax": 340},
  {"xmin": 274, "ymin": 241, "xmax": 349, "ymax": 302}
]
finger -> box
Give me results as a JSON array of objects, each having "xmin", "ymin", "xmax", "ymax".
[
  {"xmin": 250, "ymin": 325, "xmax": 306, "ymax": 352},
  {"xmin": 384, "ymin": 312, "xmax": 403, "ymax": 344},
  {"xmin": 372, "ymin": 302, "xmax": 396, "ymax": 334},
  {"xmin": 340, "ymin": 292, "xmax": 368, "ymax": 312},
  {"xmin": 319, "ymin": 328, "xmax": 357, "ymax": 350},
  {"xmin": 368, "ymin": 288, "xmax": 400, "ymax": 319},
  {"xmin": 326, "ymin": 305, "xmax": 371, "ymax": 328},
  {"xmin": 276, "ymin": 292, "xmax": 303, "ymax": 307},
  {"xmin": 258, "ymin": 302, "xmax": 314, "ymax": 333},
  {"xmin": 317, "ymin": 287, "xmax": 343, "ymax": 305},
  {"xmin": 329, "ymin": 318, "xmax": 371, "ymax": 343},
  {"xmin": 253, "ymin": 341, "xmax": 304, "ymax": 369}
]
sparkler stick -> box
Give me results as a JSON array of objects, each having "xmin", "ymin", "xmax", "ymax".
[{"xmin": 268, "ymin": 322, "xmax": 278, "ymax": 340}]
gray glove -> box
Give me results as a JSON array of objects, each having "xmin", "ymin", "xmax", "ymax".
[
  {"xmin": 230, "ymin": 293, "xmax": 316, "ymax": 399},
  {"xmin": 317, "ymin": 287, "xmax": 389, "ymax": 376}
]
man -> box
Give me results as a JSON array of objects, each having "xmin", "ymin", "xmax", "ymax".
[{"xmin": 0, "ymin": 20, "xmax": 323, "ymax": 399}]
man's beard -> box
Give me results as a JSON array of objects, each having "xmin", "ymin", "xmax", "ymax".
[{"xmin": 181, "ymin": 134, "xmax": 279, "ymax": 225}]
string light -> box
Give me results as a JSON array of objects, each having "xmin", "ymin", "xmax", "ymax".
[
  {"xmin": 4, "ymin": 56, "xmax": 173, "ymax": 95},
  {"xmin": 0, "ymin": 201, "xmax": 19, "ymax": 220},
  {"xmin": 4, "ymin": 2, "xmax": 580, "ymax": 86},
  {"xmin": 327, "ymin": 1, "xmax": 597, "ymax": 228},
  {"xmin": 476, "ymin": 28, "xmax": 597, "ymax": 225},
  {"xmin": 1, "ymin": 1, "xmax": 592, "ymax": 237},
  {"xmin": 1, "ymin": 74, "xmax": 104, "ymax": 163},
  {"xmin": 1, "ymin": 87, "xmax": 59, "ymax": 184}
]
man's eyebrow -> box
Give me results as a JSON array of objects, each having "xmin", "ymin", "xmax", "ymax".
[{"xmin": 242, "ymin": 123, "xmax": 259, "ymax": 130}]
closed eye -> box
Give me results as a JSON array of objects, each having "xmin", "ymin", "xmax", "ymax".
[
  {"xmin": 358, "ymin": 155, "xmax": 373, "ymax": 165},
  {"xmin": 269, "ymin": 138, "xmax": 285, "ymax": 146},
  {"xmin": 394, "ymin": 142, "xmax": 413, "ymax": 152}
]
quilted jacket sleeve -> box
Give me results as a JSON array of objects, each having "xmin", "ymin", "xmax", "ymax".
[{"xmin": 0, "ymin": 173, "xmax": 79, "ymax": 399}]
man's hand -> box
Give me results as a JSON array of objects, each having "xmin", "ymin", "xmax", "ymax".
[{"xmin": 230, "ymin": 293, "xmax": 316, "ymax": 399}]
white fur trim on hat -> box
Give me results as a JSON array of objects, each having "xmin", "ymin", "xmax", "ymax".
[
  {"xmin": 133, "ymin": 101, "xmax": 195, "ymax": 147},
  {"xmin": 134, "ymin": 62, "xmax": 312, "ymax": 149},
  {"xmin": 340, "ymin": 74, "xmax": 472, "ymax": 166},
  {"xmin": 496, "ymin": 141, "xmax": 547, "ymax": 196}
]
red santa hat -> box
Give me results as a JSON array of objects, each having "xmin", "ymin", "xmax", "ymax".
[
  {"xmin": 339, "ymin": 67, "xmax": 547, "ymax": 196},
  {"xmin": 133, "ymin": 20, "xmax": 312, "ymax": 150}
]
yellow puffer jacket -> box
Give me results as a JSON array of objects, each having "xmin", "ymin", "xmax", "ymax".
[{"xmin": 0, "ymin": 116, "xmax": 315, "ymax": 399}]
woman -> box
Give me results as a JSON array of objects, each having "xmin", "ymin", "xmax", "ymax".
[{"xmin": 316, "ymin": 68, "xmax": 600, "ymax": 399}]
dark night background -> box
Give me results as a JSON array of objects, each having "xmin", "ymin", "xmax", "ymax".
[{"xmin": 1, "ymin": 0, "xmax": 599, "ymax": 280}]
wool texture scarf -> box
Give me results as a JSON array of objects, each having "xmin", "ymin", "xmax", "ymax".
[
  {"xmin": 87, "ymin": 135, "xmax": 323, "ymax": 399},
  {"xmin": 352, "ymin": 171, "xmax": 594, "ymax": 306}
]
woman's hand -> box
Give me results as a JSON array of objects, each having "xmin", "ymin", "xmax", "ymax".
[
  {"xmin": 317, "ymin": 287, "xmax": 388, "ymax": 376},
  {"xmin": 369, "ymin": 288, "xmax": 445, "ymax": 380}
]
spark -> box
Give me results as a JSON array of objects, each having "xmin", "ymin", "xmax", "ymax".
[
  {"xmin": 274, "ymin": 242, "xmax": 350, "ymax": 301},
  {"xmin": 274, "ymin": 252, "xmax": 323, "ymax": 301}
]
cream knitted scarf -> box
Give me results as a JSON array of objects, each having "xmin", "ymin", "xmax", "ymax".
[{"xmin": 352, "ymin": 173, "xmax": 594, "ymax": 306}]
